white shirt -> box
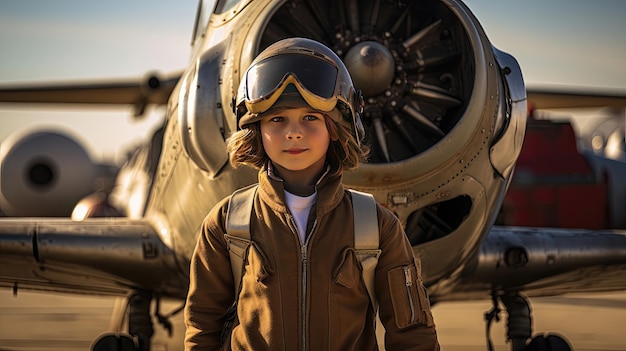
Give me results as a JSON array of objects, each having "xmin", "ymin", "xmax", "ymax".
[{"xmin": 284, "ymin": 190, "xmax": 317, "ymax": 243}]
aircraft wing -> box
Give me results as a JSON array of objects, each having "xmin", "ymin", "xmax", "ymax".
[
  {"xmin": 0, "ymin": 218, "xmax": 188, "ymax": 298},
  {"xmin": 1, "ymin": 76, "xmax": 624, "ymax": 110},
  {"xmin": 0, "ymin": 72, "xmax": 181, "ymax": 115},
  {"xmin": 527, "ymin": 87, "xmax": 626, "ymax": 109},
  {"xmin": 433, "ymin": 225, "xmax": 626, "ymax": 303}
]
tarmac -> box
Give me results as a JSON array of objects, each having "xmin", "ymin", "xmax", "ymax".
[{"xmin": 0, "ymin": 289, "xmax": 624, "ymax": 350}]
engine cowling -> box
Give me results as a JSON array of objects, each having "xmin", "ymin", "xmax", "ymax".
[{"xmin": 0, "ymin": 130, "xmax": 100, "ymax": 216}]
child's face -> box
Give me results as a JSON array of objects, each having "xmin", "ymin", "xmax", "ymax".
[{"xmin": 260, "ymin": 106, "xmax": 330, "ymax": 175}]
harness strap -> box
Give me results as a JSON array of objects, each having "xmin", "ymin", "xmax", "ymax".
[
  {"xmin": 349, "ymin": 189, "xmax": 381, "ymax": 311},
  {"xmin": 224, "ymin": 184, "xmax": 257, "ymax": 295}
]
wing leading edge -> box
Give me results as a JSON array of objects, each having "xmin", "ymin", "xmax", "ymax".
[
  {"xmin": 0, "ymin": 72, "xmax": 181, "ymax": 116},
  {"xmin": 527, "ymin": 87, "xmax": 626, "ymax": 109},
  {"xmin": 0, "ymin": 218, "xmax": 188, "ymax": 298},
  {"xmin": 433, "ymin": 226, "xmax": 626, "ymax": 302}
]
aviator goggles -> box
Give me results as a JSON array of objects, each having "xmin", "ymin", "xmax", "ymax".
[{"xmin": 236, "ymin": 53, "xmax": 359, "ymax": 123}]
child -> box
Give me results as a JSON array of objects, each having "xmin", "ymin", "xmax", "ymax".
[{"xmin": 184, "ymin": 37, "xmax": 439, "ymax": 351}]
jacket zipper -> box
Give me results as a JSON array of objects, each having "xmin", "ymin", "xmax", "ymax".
[
  {"xmin": 291, "ymin": 216, "xmax": 317, "ymax": 351},
  {"xmin": 301, "ymin": 242, "xmax": 307, "ymax": 351},
  {"xmin": 404, "ymin": 266, "xmax": 416, "ymax": 324},
  {"xmin": 287, "ymin": 215, "xmax": 308, "ymax": 351}
]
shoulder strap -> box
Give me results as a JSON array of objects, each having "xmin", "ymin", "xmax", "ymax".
[
  {"xmin": 226, "ymin": 184, "xmax": 258, "ymax": 239},
  {"xmin": 349, "ymin": 189, "xmax": 381, "ymax": 311},
  {"xmin": 225, "ymin": 184, "xmax": 258, "ymax": 295}
]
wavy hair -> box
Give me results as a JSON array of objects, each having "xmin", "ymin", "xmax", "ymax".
[{"xmin": 227, "ymin": 114, "xmax": 369, "ymax": 173}]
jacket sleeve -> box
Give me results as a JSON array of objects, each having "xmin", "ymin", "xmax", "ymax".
[
  {"xmin": 184, "ymin": 197, "xmax": 235, "ymax": 351},
  {"xmin": 374, "ymin": 206, "xmax": 440, "ymax": 351}
]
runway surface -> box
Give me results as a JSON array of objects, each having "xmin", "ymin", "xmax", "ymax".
[{"xmin": 1, "ymin": 288, "xmax": 624, "ymax": 350}]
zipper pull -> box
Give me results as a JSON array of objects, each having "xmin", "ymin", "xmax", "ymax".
[{"xmin": 404, "ymin": 266, "xmax": 412, "ymax": 287}]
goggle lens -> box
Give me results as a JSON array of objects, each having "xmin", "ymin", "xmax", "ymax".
[{"xmin": 245, "ymin": 54, "xmax": 339, "ymax": 107}]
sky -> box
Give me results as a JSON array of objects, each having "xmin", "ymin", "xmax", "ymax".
[{"xmin": 0, "ymin": 0, "xmax": 625, "ymax": 163}]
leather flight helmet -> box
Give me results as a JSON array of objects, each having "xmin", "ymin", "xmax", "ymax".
[{"xmin": 233, "ymin": 37, "xmax": 365, "ymax": 144}]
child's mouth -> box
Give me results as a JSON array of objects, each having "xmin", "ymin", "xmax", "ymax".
[{"xmin": 285, "ymin": 148, "xmax": 307, "ymax": 154}]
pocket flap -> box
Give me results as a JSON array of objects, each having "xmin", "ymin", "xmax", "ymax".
[{"xmin": 334, "ymin": 248, "xmax": 360, "ymax": 288}]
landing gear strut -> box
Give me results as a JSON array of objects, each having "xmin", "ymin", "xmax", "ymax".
[
  {"xmin": 485, "ymin": 291, "xmax": 572, "ymax": 351},
  {"xmin": 91, "ymin": 291, "xmax": 183, "ymax": 351},
  {"xmin": 128, "ymin": 293, "xmax": 154, "ymax": 351}
]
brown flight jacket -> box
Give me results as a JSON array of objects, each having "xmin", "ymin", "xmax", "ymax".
[{"xmin": 184, "ymin": 167, "xmax": 439, "ymax": 351}]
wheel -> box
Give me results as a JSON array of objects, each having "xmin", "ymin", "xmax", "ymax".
[
  {"xmin": 91, "ymin": 332, "xmax": 137, "ymax": 351},
  {"xmin": 526, "ymin": 333, "xmax": 572, "ymax": 351}
]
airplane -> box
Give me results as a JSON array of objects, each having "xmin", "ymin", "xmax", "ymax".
[{"xmin": 1, "ymin": 0, "xmax": 626, "ymax": 350}]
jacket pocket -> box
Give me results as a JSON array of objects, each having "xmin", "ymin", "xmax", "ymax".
[
  {"xmin": 387, "ymin": 258, "xmax": 434, "ymax": 329},
  {"xmin": 224, "ymin": 237, "xmax": 276, "ymax": 350},
  {"xmin": 330, "ymin": 248, "xmax": 373, "ymax": 349},
  {"xmin": 247, "ymin": 241, "xmax": 274, "ymax": 283},
  {"xmin": 334, "ymin": 248, "xmax": 360, "ymax": 288},
  {"xmin": 223, "ymin": 235, "xmax": 274, "ymax": 287}
]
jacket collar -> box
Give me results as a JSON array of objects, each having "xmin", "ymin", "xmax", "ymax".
[{"xmin": 258, "ymin": 162, "xmax": 345, "ymax": 216}]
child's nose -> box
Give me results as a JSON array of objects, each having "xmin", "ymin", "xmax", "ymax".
[
  {"xmin": 286, "ymin": 124, "xmax": 303, "ymax": 139},
  {"xmin": 286, "ymin": 131, "xmax": 302, "ymax": 140}
]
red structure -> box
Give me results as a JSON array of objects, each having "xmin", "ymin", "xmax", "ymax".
[{"xmin": 498, "ymin": 118, "xmax": 609, "ymax": 229}]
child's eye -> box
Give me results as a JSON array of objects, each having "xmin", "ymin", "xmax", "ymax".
[
  {"xmin": 270, "ymin": 116, "xmax": 285, "ymax": 122},
  {"xmin": 304, "ymin": 114, "xmax": 320, "ymax": 121}
]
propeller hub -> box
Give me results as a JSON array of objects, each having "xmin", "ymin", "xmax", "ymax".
[{"xmin": 344, "ymin": 41, "xmax": 395, "ymax": 97}]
